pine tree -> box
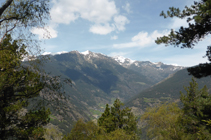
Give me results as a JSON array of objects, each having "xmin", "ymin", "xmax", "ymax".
[
  {"xmin": 0, "ymin": 35, "xmax": 51, "ymax": 139},
  {"xmin": 98, "ymin": 104, "xmax": 113, "ymax": 133},
  {"xmin": 179, "ymin": 78, "xmax": 211, "ymax": 139},
  {"xmin": 98, "ymin": 99, "xmax": 139, "ymax": 136}
]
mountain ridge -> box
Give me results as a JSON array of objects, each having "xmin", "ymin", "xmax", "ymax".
[
  {"xmin": 42, "ymin": 50, "xmax": 185, "ymax": 71},
  {"xmin": 24, "ymin": 50, "xmax": 186, "ymax": 133}
]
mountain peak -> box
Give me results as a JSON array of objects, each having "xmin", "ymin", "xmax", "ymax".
[{"xmin": 113, "ymin": 56, "xmax": 135, "ymax": 66}]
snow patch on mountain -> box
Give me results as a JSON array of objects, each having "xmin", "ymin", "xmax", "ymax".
[
  {"xmin": 79, "ymin": 50, "xmax": 108, "ymax": 60},
  {"xmin": 113, "ymin": 56, "xmax": 135, "ymax": 66},
  {"xmin": 42, "ymin": 51, "xmax": 68, "ymax": 56},
  {"xmin": 170, "ymin": 66, "xmax": 184, "ymax": 71},
  {"xmin": 134, "ymin": 62, "xmax": 140, "ymax": 67},
  {"xmin": 55, "ymin": 51, "xmax": 68, "ymax": 55},
  {"xmin": 81, "ymin": 50, "xmax": 90, "ymax": 55},
  {"xmin": 42, "ymin": 52, "xmax": 52, "ymax": 55}
]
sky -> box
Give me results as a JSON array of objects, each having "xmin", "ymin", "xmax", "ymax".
[{"xmin": 31, "ymin": 0, "xmax": 210, "ymax": 67}]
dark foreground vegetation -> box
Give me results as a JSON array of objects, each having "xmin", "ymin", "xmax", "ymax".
[{"xmin": 1, "ymin": 0, "xmax": 211, "ymax": 139}]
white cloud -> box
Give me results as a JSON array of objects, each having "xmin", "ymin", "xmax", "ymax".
[
  {"xmin": 132, "ymin": 32, "xmax": 152, "ymax": 46},
  {"xmin": 89, "ymin": 24, "xmax": 115, "ymax": 35},
  {"xmin": 113, "ymin": 30, "xmax": 169, "ymax": 48},
  {"xmin": 31, "ymin": 25, "xmax": 58, "ymax": 40},
  {"xmin": 111, "ymin": 35, "xmax": 118, "ymax": 40},
  {"xmin": 114, "ymin": 15, "xmax": 130, "ymax": 31},
  {"xmin": 122, "ymin": 3, "xmax": 131, "ymax": 13},
  {"xmin": 51, "ymin": 0, "xmax": 118, "ymax": 24},
  {"xmin": 50, "ymin": 0, "xmax": 129, "ymax": 35}
]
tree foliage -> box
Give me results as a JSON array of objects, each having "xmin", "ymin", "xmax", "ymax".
[
  {"xmin": 141, "ymin": 102, "xmax": 183, "ymax": 139},
  {"xmin": 179, "ymin": 78, "xmax": 211, "ymax": 139},
  {"xmin": 0, "ymin": 1, "xmax": 70, "ymax": 139},
  {"xmin": 63, "ymin": 99, "xmax": 140, "ymax": 140},
  {"xmin": 62, "ymin": 119, "xmax": 100, "ymax": 140},
  {"xmin": 0, "ymin": 0, "xmax": 50, "ymax": 56},
  {"xmin": 0, "ymin": 35, "xmax": 51, "ymax": 139},
  {"xmin": 155, "ymin": 0, "xmax": 211, "ymax": 78},
  {"xmin": 98, "ymin": 99, "xmax": 138, "ymax": 136},
  {"xmin": 62, "ymin": 119, "xmax": 137, "ymax": 140},
  {"xmin": 43, "ymin": 124, "xmax": 64, "ymax": 140}
]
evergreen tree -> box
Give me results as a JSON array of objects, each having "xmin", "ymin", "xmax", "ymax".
[
  {"xmin": 98, "ymin": 99, "xmax": 139, "ymax": 136},
  {"xmin": 179, "ymin": 78, "xmax": 211, "ymax": 139},
  {"xmin": 155, "ymin": 0, "xmax": 211, "ymax": 78},
  {"xmin": 98, "ymin": 104, "xmax": 114, "ymax": 133},
  {"xmin": 0, "ymin": 35, "xmax": 52, "ymax": 139}
]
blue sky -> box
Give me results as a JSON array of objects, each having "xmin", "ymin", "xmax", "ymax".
[{"xmin": 31, "ymin": 0, "xmax": 210, "ymax": 67}]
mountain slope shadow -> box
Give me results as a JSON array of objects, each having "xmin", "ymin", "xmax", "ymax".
[{"xmin": 64, "ymin": 67, "xmax": 118, "ymax": 94}]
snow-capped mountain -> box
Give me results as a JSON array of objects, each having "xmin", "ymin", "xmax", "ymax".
[
  {"xmin": 113, "ymin": 56, "xmax": 135, "ymax": 67},
  {"xmin": 41, "ymin": 50, "xmax": 184, "ymax": 73},
  {"xmin": 111, "ymin": 54, "xmax": 184, "ymax": 72},
  {"xmin": 44, "ymin": 50, "xmax": 184, "ymax": 84}
]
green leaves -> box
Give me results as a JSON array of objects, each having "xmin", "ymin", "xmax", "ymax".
[{"xmin": 141, "ymin": 102, "xmax": 183, "ymax": 139}]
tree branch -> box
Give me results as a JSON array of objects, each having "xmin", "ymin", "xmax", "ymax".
[
  {"xmin": 0, "ymin": 21, "xmax": 17, "ymax": 43},
  {"xmin": 0, "ymin": 0, "xmax": 13, "ymax": 17}
]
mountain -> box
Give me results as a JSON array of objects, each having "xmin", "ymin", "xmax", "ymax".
[
  {"xmin": 125, "ymin": 68, "xmax": 211, "ymax": 117},
  {"xmin": 43, "ymin": 51, "xmax": 157, "ymax": 103},
  {"xmin": 44, "ymin": 50, "xmax": 184, "ymax": 99},
  {"xmin": 113, "ymin": 55, "xmax": 184, "ymax": 84},
  {"xmin": 32, "ymin": 50, "xmax": 184, "ymax": 133},
  {"xmin": 41, "ymin": 50, "xmax": 152, "ymax": 133}
]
